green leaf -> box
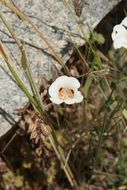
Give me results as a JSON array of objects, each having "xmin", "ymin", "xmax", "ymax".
[{"xmin": 123, "ymin": 109, "xmax": 127, "ymax": 120}]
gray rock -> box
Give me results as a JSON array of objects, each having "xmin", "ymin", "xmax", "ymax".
[{"xmin": 0, "ymin": 0, "xmax": 121, "ymax": 138}]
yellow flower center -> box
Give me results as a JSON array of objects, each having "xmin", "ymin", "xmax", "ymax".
[{"xmin": 58, "ymin": 88, "xmax": 74, "ymax": 100}]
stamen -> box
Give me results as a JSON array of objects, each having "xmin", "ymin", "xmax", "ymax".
[{"xmin": 59, "ymin": 88, "xmax": 74, "ymax": 100}]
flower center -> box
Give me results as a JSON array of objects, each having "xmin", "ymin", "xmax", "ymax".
[{"xmin": 58, "ymin": 88, "xmax": 74, "ymax": 100}]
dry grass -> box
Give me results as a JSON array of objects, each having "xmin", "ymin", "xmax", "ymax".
[{"xmin": 0, "ymin": 0, "xmax": 127, "ymax": 190}]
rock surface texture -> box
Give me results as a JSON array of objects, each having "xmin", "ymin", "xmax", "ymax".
[{"xmin": 0, "ymin": 0, "xmax": 122, "ymax": 137}]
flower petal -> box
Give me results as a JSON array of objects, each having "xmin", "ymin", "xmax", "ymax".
[
  {"xmin": 113, "ymin": 38, "xmax": 127, "ymax": 49},
  {"xmin": 112, "ymin": 24, "xmax": 127, "ymax": 49},
  {"xmin": 112, "ymin": 25, "xmax": 127, "ymax": 40},
  {"xmin": 66, "ymin": 77, "xmax": 80, "ymax": 89},
  {"xmin": 48, "ymin": 76, "xmax": 83, "ymax": 105},
  {"xmin": 50, "ymin": 97, "xmax": 63, "ymax": 105},
  {"xmin": 74, "ymin": 91, "xmax": 83, "ymax": 103},
  {"xmin": 121, "ymin": 17, "xmax": 127, "ymax": 27},
  {"xmin": 64, "ymin": 98, "xmax": 76, "ymax": 105},
  {"xmin": 48, "ymin": 79, "xmax": 61, "ymax": 98},
  {"xmin": 53, "ymin": 75, "xmax": 80, "ymax": 89}
]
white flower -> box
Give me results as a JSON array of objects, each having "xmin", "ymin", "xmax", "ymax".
[
  {"xmin": 112, "ymin": 17, "xmax": 127, "ymax": 49},
  {"xmin": 121, "ymin": 17, "xmax": 127, "ymax": 27},
  {"xmin": 48, "ymin": 76, "xmax": 83, "ymax": 105},
  {"xmin": 112, "ymin": 24, "xmax": 127, "ymax": 49}
]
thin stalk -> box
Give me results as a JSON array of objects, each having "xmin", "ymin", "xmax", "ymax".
[
  {"xmin": 1, "ymin": 40, "xmax": 77, "ymax": 188},
  {"xmin": 49, "ymin": 132, "xmax": 78, "ymax": 188},
  {"xmin": 0, "ymin": 0, "xmax": 70, "ymax": 74},
  {"xmin": 64, "ymin": 0, "xmax": 112, "ymax": 98},
  {"xmin": 1, "ymin": 132, "xmax": 17, "ymax": 154},
  {"xmin": 0, "ymin": 41, "xmax": 38, "ymax": 109},
  {"xmin": 63, "ymin": 0, "xmax": 102, "ymax": 69},
  {"xmin": 83, "ymin": 75, "xmax": 93, "ymax": 98},
  {"xmin": 20, "ymin": 44, "xmax": 44, "ymax": 113},
  {"xmin": 68, "ymin": 32, "xmax": 89, "ymax": 68},
  {"xmin": 21, "ymin": 44, "xmax": 38, "ymax": 97},
  {"xmin": 94, "ymin": 113, "xmax": 108, "ymax": 167},
  {"xmin": 0, "ymin": 3, "xmax": 78, "ymax": 186},
  {"xmin": 0, "ymin": 11, "xmax": 44, "ymax": 112},
  {"xmin": 0, "ymin": 10, "xmax": 21, "ymax": 48}
]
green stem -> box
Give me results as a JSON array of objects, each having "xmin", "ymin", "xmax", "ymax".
[{"xmin": 49, "ymin": 131, "xmax": 78, "ymax": 188}]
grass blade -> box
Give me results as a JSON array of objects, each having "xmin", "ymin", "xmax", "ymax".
[
  {"xmin": 0, "ymin": 41, "xmax": 38, "ymax": 109},
  {"xmin": 0, "ymin": 0, "xmax": 65, "ymax": 68}
]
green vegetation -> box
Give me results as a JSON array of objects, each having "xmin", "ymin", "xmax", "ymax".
[{"xmin": 0, "ymin": 1, "xmax": 127, "ymax": 189}]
